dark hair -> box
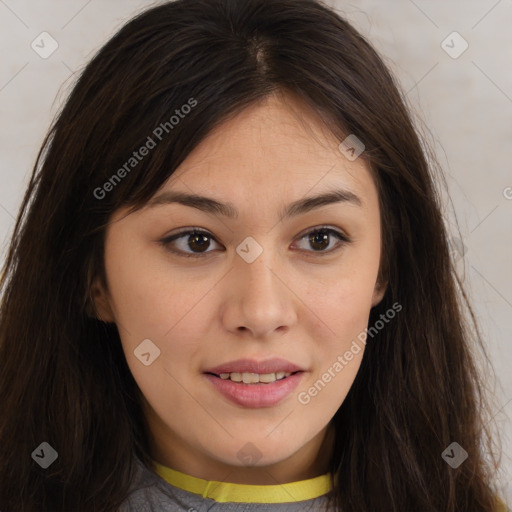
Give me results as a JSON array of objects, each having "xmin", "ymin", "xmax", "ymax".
[{"xmin": 0, "ymin": 0, "xmax": 502, "ymax": 510}]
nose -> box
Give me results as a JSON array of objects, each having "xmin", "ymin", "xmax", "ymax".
[{"xmin": 220, "ymin": 246, "xmax": 298, "ymax": 338}]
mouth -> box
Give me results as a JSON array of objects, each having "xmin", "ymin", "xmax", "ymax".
[
  {"xmin": 202, "ymin": 357, "xmax": 306, "ymax": 407},
  {"xmin": 203, "ymin": 370, "xmax": 306, "ymax": 408},
  {"xmin": 205, "ymin": 370, "xmax": 303, "ymax": 384}
]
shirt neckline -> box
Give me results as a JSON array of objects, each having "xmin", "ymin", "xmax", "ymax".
[{"xmin": 152, "ymin": 460, "xmax": 333, "ymax": 503}]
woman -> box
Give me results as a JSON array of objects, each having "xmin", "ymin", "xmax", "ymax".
[{"xmin": 0, "ymin": 0, "xmax": 506, "ymax": 510}]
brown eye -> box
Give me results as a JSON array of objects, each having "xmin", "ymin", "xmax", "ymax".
[
  {"xmin": 160, "ymin": 229, "xmax": 221, "ymax": 258},
  {"xmin": 309, "ymin": 231, "xmax": 330, "ymax": 251},
  {"xmin": 187, "ymin": 233, "xmax": 211, "ymax": 252},
  {"xmin": 294, "ymin": 227, "xmax": 350, "ymax": 254},
  {"xmin": 160, "ymin": 226, "xmax": 350, "ymax": 259}
]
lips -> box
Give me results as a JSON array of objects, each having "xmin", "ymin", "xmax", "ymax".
[
  {"xmin": 204, "ymin": 370, "xmax": 305, "ymax": 408},
  {"xmin": 203, "ymin": 357, "xmax": 307, "ymax": 407},
  {"xmin": 204, "ymin": 357, "xmax": 305, "ymax": 376}
]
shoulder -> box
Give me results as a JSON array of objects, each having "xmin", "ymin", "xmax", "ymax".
[{"xmin": 117, "ymin": 456, "xmax": 202, "ymax": 512}]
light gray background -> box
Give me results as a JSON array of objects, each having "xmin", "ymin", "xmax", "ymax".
[{"xmin": 1, "ymin": 0, "xmax": 511, "ymax": 505}]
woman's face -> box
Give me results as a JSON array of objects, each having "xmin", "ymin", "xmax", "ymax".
[{"xmin": 93, "ymin": 92, "xmax": 385, "ymax": 483}]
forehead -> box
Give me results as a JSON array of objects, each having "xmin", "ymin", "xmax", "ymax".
[{"xmin": 164, "ymin": 92, "xmax": 375, "ymax": 203}]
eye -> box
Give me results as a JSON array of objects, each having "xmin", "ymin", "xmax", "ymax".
[
  {"xmin": 160, "ymin": 228, "xmax": 221, "ymax": 258},
  {"xmin": 159, "ymin": 225, "xmax": 350, "ymax": 258},
  {"xmin": 293, "ymin": 226, "xmax": 350, "ymax": 254}
]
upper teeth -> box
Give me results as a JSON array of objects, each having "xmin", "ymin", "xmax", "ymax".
[{"xmin": 219, "ymin": 372, "xmax": 292, "ymax": 383}]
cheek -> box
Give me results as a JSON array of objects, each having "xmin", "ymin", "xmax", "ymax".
[
  {"xmin": 306, "ymin": 276, "xmax": 372, "ymax": 384},
  {"xmin": 296, "ymin": 275, "xmax": 373, "ymax": 418},
  {"xmin": 300, "ymin": 232, "xmax": 380, "ymax": 396},
  {"xmin": 306, "ymin": 247, "xmax": 380, "ymax": 337},
  {"xmin": 104, "ymin": 236, "xmax": 200, "ymax": 338},
  {"xmin": 104, "ymin": 244, "xmax": 218, "ymax": 383}
]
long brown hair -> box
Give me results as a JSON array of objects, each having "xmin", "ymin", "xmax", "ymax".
[{"xmin": 0, "ymin": 0, "xmax": 502, "ymax": 510}]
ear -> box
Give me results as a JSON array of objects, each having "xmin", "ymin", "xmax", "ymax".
[
  {"xmin": 87, "ymin": 275, "xmax": 115, "ymax": 322},
  {"xmin": 371, "ymin": 278, "xmax": 387, "ymax": 308}
]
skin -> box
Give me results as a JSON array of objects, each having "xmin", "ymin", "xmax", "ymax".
[{"xmin": 92, "ymin": 91, "xmax": 386, "ymax": 485}]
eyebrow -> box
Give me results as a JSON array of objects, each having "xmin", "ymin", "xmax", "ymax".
[{"xmin": 147, "ymin": 188, "xmax": 362, "ymax": 221}]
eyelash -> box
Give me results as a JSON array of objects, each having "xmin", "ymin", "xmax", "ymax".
[{"xmin": 159, "ymin": 225, "xmax": 351, "ymax": 259}]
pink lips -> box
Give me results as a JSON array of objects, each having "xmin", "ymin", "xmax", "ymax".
[
  {"xmin": 204, "ymin": 357, "xmax": 305, "ymax": 375},
  {"xmin": 203, "ymin": 357, "xmax": 306, "ymax": 408}
]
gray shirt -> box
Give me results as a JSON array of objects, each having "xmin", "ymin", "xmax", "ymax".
[{"xmin": 118, "ymin": 457, "xmax": 334, "ymax": 512}]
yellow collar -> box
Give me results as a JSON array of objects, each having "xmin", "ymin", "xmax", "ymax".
[{"xmin": 152, "ymin": 461, "xmax": 332, "ymax": 503}]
